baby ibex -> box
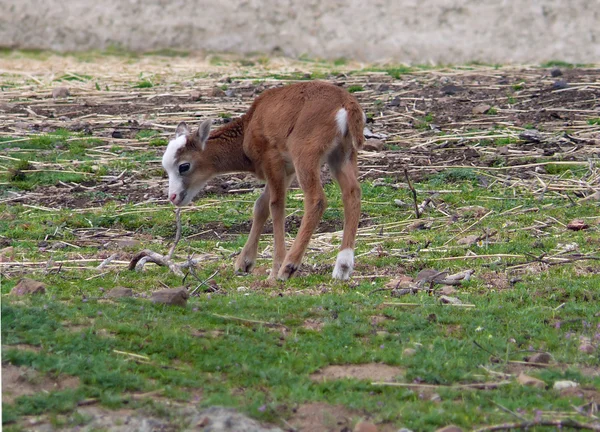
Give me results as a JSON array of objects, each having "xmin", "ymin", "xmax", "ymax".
[{"xmin": 162, "ymin": 81, "xmax": 364, "ymax": 280}]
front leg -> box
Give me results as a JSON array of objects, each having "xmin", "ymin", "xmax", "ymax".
[
  {"xmin": 268, "ymin": 180, "xmax": 288, "ymax": 280},
  {"xmin": 235, "ymin": 185, "xmax": 270, "ymax": 273}
]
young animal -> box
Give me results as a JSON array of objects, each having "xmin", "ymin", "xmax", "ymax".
[{"xmin": 162, "ymin": 81, "xmax": 364, "ymax": 280}]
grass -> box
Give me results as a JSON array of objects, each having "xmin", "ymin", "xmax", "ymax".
[
  {"xmin": 1, "ymin": 58, "xmax": 599, "ymax": 430},
  {"xmin": 2, "ymin": 148, "xmax": 599, "ymax": 429}
]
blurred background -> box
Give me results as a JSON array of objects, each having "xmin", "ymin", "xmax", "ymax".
[{"xmin": 1, "ymin": 0, "xmax": 599, "ymax": 64}]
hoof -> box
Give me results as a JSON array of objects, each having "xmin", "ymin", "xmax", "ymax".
[{"xmin": 332, "ymin": 248, "xmax": 354, "ymax": 280}]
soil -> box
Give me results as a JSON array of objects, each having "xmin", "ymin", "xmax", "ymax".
[
  {"xmin": 2, "ymin": 363, "xmax": 80, "ymax": 404},
  {"xmin": 310, "ymin": 363, "xmax": 404, "ymax": 383}
]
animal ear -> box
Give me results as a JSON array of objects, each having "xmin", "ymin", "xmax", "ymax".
[
  {"xmin": 175, "ymin": 122, "xmax": 190, "ymax": 138},
  {"xmin": 196, "ymin": 119, "xmax": 212, "ymax": 151}
]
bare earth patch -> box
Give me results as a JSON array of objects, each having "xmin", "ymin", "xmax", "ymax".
[
  {"xmin": 288, "ymin": 403, "xmax": 358, "ymax": 432},
  {"xmin": 302, "ymin": 318, "xmax": 325, "ymax": 332},
  {"xmin": 310, "ymin": 363, "xmax": 404, "ymax": 383},
  {"xmin": 2, "ymin": 364, "xmax": 80, "ymax": 404}
]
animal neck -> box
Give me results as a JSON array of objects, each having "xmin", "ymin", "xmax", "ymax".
[{"xmin": 203, "ymin": 117, "xmax": 254, "ymax": 174}]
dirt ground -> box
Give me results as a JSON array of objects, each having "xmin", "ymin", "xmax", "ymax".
[{"xmin": 1, "ymin": 57, "xmax": 599, "ymax": 212}]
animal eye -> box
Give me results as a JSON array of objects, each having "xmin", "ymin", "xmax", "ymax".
[{"xmin": 178, "ymin": 163, "xmax": 190, "ymax": 174}]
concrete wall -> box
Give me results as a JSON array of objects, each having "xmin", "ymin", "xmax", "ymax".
[{"xmin": 1, "ymin": 0, "xmax": 598, "ymax": 64}]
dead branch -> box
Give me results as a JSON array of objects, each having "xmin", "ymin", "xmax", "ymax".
[
  {"xmin": 404, "ymin": 167, "xmax": 420, "ymax": 219},
  {"xmin": 473, "ymin": 419, "xmax": 600, "ymax": 432}
]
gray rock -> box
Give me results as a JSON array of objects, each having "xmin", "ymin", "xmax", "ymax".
[
  {"xmin": 106, "ymin": 287, "xmax": 134, "ymax": 298},
  {"xmin": 11, "ymin": 278, "xmax": 46, "ymax": 296},
  {"xmin": 187, "ymin": 406, "xmax": 283, "ymax": 432},
  {"xmin": 151, "ymin": 288, "xmax": 189, "ymax": 307},
  {"xmin": 52, "ymin": 87, "xmax": 70, "ymax": 98}
]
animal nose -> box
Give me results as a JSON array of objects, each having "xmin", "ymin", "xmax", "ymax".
[{"xmin": 170, "ymin": 193, "xmax": 177, "ymax": 202}]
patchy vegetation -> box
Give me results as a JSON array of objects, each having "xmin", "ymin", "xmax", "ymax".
[{"xmin": 1, "ymin": 51, "xmax": 599, "ymax": 431}]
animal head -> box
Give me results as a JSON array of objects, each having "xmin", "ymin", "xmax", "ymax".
[{"xmin": 162, "ymin": 119, "xmax": 213, "ymax": 206}]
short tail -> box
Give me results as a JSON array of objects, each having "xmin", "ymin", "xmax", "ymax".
[{"xmin": 345, "ymin": 102, "xmax": 365, "ymax": 150}]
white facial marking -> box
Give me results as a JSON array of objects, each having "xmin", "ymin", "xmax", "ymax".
[
  {"xmin": 162, "ymin": 135, "xmax": 188, "ymax": 204},
  {"xmin": 332, "ymin": 248, "xmax": 354, "ymax": 280},
  {"xmin": 335, "ymin": 108, "xmax": 348, "ymax": 136}
]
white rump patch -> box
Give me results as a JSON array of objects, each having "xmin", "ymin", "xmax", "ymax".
[
  {"xmin": 332, "ymin": 248, "xmax": 354, "ymax": 280},
  {"xmin": 335, "ymin": 108, "xmax": 348, "ymax": 136},
  {"xmin": 162, "ymin": 135, "xmax": 187, "ymax": 173}
]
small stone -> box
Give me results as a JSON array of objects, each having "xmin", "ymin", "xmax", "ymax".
[
  {"xmin": 111, "ymin": 130, "xmax": 124, "ymax": 139},
  {"xmin": 151, "ymin": 288, "xmax": 189, "ymax": 307},
  {"xmin": 402, "ymin": 348, "xmax": 417, "ymax": 357},
  {"xmin": 354, "ymin": 421, "xmax": 378, "ymax": 432},
  {"xmin": 517, "ymin": 372, "xmax": 546, "ymax": 389},
  {"xmin": 457, "ymin": 235, "xmax": 479, "ymax": 246},
  {"xmin": 363, "ymin": 139, "xmax": 384, "ymax": 152},
  {"xmin": 438, "ymin": 286, "xmax": 457, "ymax": 296},
  {"xmin": 567, "ymin": 219, "xmax": 589, "ymax": 231},
  {"xmin": 550, "ymin": 68, "xmax": 563, "ymax": 77},
  {"xmin": 0, "ymin": 246, "xmax": 14, "ymax": 262},
  {"xmin": 237, "ymin": 286, "xmax": 248, "ymax": 292},
  {"xmin": 225, "ymin": 89, "xmax": 236, "ymax": 97},
  {"xmin": 11, "ymin": 278, "xmax": 46, "ymax": 296},
  {"xmin": 472, "ymin": 104, "xmax": 491, "ymax": 115},
  {"xmin": 106, "ymin": 287, "xmax": 133, "ymax": 298},
  {"xmin": 553, "ymin": 380, "xmax": 578, "ymax": 390},
  {"xmin": 527, "ymin": 352, "xmax": 552, "ymax": 364},
  {"xmin": 552, "ymin": 80, "xmax": 568, "ymax": 90},
  {"xmin": 519, "ymin": 130, "xmax": 543, "ymax": 143},
  {"xmin": 397, "ymin": 429, "xmax": 414, "ymax": 432},
  {"xmin": 386, "ymin": 275, "xmax": 414, "ymax": 290},
  {"xmin": 190, "ymin": 90, "xmax": 202, "ymax": 100},
  {"xmin": 52, "ymin": 87, "xmax": 70, "ymax": 98},
  {"xmin": 394, "ymin": 199, "xmax": 408, "ymax": 207},
  {"xmin": 436, "ymin": 426, "xmax": 463, "ymax": 432},
  {"xmin": 210, "ymin": 87, "xmax": 226, "ymax": 97},
  {"xmin": 579, "ymin": 342, "xmax": 595, "ymax": 354},
  {"xmin": 440, "ymin": 84, "xmax": 463, "ymax": 95},
  {"xmin": 408, "ymin": 220, "xmax": 431, "ymax": 231},
  {"xmin": 439, "ymin": 295, "xmax": 462, "ymax": 305},
  {"xmin": 430, "ymin": 393, "xmax": 441, "ymax": 402}
]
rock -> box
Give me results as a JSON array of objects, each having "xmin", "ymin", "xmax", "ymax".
[
  {"xmin": 553, "ymin": 380, "xmax": 578, "ymax": 390},
  {"xmin": 472, "ymin": 104, "xmax": 491, "ymax": 115},
  {"xmin": 363, "ymin": 139, "xmax": 384, "ymax": 152},
  {"xmin": 188, "ymin": 406, "xmax": 283, "ymax": 432},
  {"xmin": 552, "ymin": 80, "xmax": 568, "ymax": 90},
  {"xmin": 190, "ymin": 90, "xmax": 202, "ymax": 100},
  {"xmin": 567, "ymin": 219, "xmax": 589, "ymax": 231},
  {"xmin": 517, "ymin": 372, "xmax": 546, "ymax": 389},
  {"xmin": 385, "ymin": 275, "xmax": 414, "ymax": 290},
  {"xmin": 440, "ymin": 84, "xmax": 463, "ymax": 95},
  {"xmin": 106, "ymin": 287, "xmax": 133, "ymax": 298},
  {"xmin": 111, "ymin": 130, "xmax": 124, "ymax": 139},
  {"xmin": 397, "ymin": 429, "xmax": 414, "ymax": 432},
  {"xmin": 0, "ymin": 246, "xmax": 14, "ymax": 262},
  {"xmin": 225, "ymin": 89, "xmax": 236, "ymax": 97},
  {"xmin": 210, "ymin": 87, "xmax": 226, "ymax": 97},
  {"xmin": 354, "ymin": 421, "xmax": 378, "ymax": 432},
  {"xmin": 527, "ymin": 352, "xmax": 552, "ymax": 364},
  {"xmin": 408, "ymin": 220, "xmax": 432, "ymax": 231},
  {"xmin": 519, "ymin": 130, "xmax": 543, "ymax": 143},
  {"xmin": 436, "ymin": 426, "xmax": 463, "ymax": 432},
  {"xmin": 457, "ymin": 235, "xmax": 479, "ymax": 246},
  {"xmin": 439, "ymin": 295, "xmax": 462, "ymax": 305},
  {"xmin": 394, "ymin": 199, "xmax": 408, "ymax": 207},
  {"xmin": 438, "ymin": 286, "xmax": 457, "ymax": 296},
  {"xmin": 578, "ymin": 336, "xmax": 595, "ymax": 353},
  {"xmin": 551, "ymin": 68, "xmax": 563, "ymax": 77},
  {"xmin": 402, "ymin": 348, "xmax": 417, "ymax": 357},
  {"xmin": 52, "ymin": 87, "xmax": 70, "ymax": 98},
  {"xmin": 11, "ymin": 278, "xmax": 46, "ymax": 296},
  {"xmin": 430, "ymin": 393, "xmax": 441, "ymax": 402},
  {"xmin": 151, "ymin": 288, "xmax": 189, "ymax": 307}
]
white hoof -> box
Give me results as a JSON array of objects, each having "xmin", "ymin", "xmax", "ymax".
[{"xmin": 332, "ymin": 248, "xmax": 354, "ymax": 280}]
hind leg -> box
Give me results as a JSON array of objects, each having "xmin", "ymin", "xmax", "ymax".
[{"xmin": 330, "ymin": 152, "xmax": 361, "ymax": 280}]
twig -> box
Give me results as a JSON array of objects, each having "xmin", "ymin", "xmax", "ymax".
[
  {"xmin": 188, "ymin": 270, "xmax": 219, "ymax": 296},
  {"xmin": 473, "ymin": 419, "xmax": 600, "ymax": 431},
  {"xmin": 404, "ymin": 167, "xmax": 420, "ymax": 219},
  {"xmin": 371, "ymin": 381, "xmax": 510, "ymax": 390},
  {"xmin": 209, "ymin": 313, "xmax": 289, "ymax": 330},
  {"xmin": 382, "ymin": 302, "xmax": 476, "ymax": 308}
]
